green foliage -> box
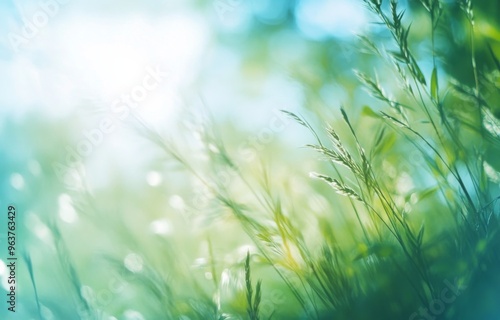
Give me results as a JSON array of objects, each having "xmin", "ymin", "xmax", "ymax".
[{"xmin": 245, "ymin": 252, "xmax": 262, "ymax": 320}]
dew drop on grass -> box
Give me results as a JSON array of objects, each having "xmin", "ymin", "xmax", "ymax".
[
  {"xmin": 192, "ymin": 257, "xmax": 207, "ymax": 267},
  {"xmin": 149, "ymin": 219, "xmax": 172, "ymax": 235},
  {"xmin": 382, "ymin": 161, "xmax": 397, "ymax": 179},
  {"xmin": 236, "ymin": 244, "xmax": 256, "ymax": 259},
  {"xmin": 220, "ymin": 268, "xmax": 231, "ymax": 289},
  {"xmin": 396, "ymin": 172, "xmax": 414, "ymax": 195},
  {"xmin": 58, "ymin": 194, "xmax": 78, "ymax": 224},
  {"xmin": 146, "ymin": 171, "xmax": 162, "ymax": 187},
  {"xmin": 80, "ymin": 285, "xmax": 95, "ymax": 304},
  {"xmin": 28, "ymin": 160, "xmax": 41, "ymax": 176},
  {"xmin": 410, "ymin": 193, "xmax": 418, "ymax": 204},
  {"xmin": 41, "ymin": 305, "xmax": 55, "ymax": 320},
  {"xmin": 208, "ymin": 143, "xmax": 220, "ymax": 154},
  {"xmin": 124, "ymin": 309, "xmax": 145, "ymax": 320},
  {"xmin": 404, "ymin": 202, "xmax": 412, "ymax": 214},
  {"xmin": 169, "ymin": 195, "xmax": 185, "ymax": 210},
  {"xmin": 193, "ymin": 131, "xmax": 203, "ymax": 141},
  {"xmin": 483, "ymin": 109, "xmax": 500, "ymax": 137},
  {"xmin": 124, "ymin": 253, "xmax": 143, "ymax": 273},
  {"xmin": 0, "ymin": 260, "xmax": 7, "ymax": 291},
  {"xmin": 26, "ymin": 213, "xmax": 52, "ymax": 242},
  {"xmin": 483, "ymin": 161, "xmax": 500, "ymax": 183},
  {"xmin": 10, "ymin": 173, "xmax": 25, "ymax": 190}
]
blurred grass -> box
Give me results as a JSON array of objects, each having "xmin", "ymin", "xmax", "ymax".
[{"xmin": 1, "ymin": 0, "xmax": 500, "ymax": 319}]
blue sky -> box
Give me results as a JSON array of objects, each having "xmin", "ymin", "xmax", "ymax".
[{"xmin": 0, "ymin": 0, "xmax": 371, "ymax": 121}]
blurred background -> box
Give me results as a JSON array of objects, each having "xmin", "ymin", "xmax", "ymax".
[{"xmin": 0, "ymin": 0, "xmax": 500, "ymax": 319}]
